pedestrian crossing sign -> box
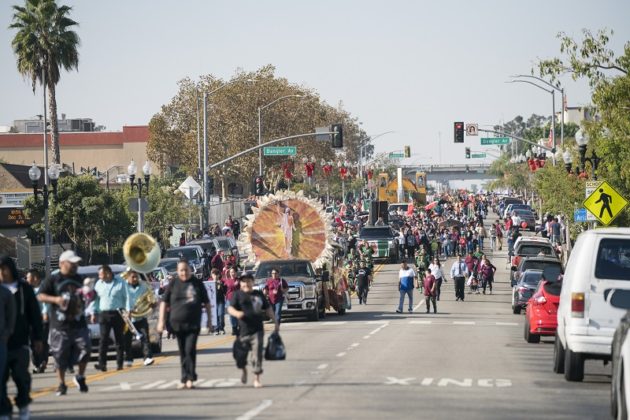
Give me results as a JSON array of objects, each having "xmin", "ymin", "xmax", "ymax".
[{"xmin": 583, "ymin": 181, "xmax": 629, "ymax": 226}]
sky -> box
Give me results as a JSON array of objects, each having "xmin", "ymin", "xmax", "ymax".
[{"xmin": 0, "ymin": 0, "xmax": 628, "ymax": 167}]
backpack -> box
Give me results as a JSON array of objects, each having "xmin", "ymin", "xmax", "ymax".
[{"xmin": 264, "ymin": 332, "xmax": 286, "ymax": 360}]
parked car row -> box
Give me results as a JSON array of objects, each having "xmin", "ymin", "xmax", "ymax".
[{"xmin": 512, "ymin": 227, "xmax": 630, "ymax": 419}]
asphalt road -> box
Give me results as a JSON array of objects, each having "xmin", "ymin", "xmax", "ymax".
[{"xmin": 14, "ymin": 230, "xmax": 612, "ymax": 419}]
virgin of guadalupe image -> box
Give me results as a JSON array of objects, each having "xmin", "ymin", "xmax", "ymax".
[{"xmin": 277, "ymin": 205, "xmax": 296, "ymax": 257}]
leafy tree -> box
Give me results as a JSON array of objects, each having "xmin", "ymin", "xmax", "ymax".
[
  {"xmin": 537, "ymin": 28, "xmax": 630, "ymax": 225},
  {"xmin": 487, "ymin": 155, "xmax": 531, "ymax": 194},
  {"xmin": 10, "ymin": 0, "xmax": 80, "ymax": 164}
]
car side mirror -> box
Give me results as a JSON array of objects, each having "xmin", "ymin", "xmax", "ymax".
[{"xmin": 606, "ymin": 289, "xmax": 630, "ymax": 310}]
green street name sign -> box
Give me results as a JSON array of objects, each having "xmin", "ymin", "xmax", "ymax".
[
  {"xmin": 471, "ymin": 153, "xmax": 487, "ymax": 158},
  {"xmin": 263, "ymin": 146, "xmax": 297, "ymax": 156},
  {"xmin": 389, "ymin": 152, "xmax": 405, "ymax": 158},
  {"xmin": 481, "ymin": 137, "xmax": 510, "ymax": 145}
]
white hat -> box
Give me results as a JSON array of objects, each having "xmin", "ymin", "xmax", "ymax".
[{"xmin": 59, "ymin": 250, "xmax": 82, "ymax": 264}]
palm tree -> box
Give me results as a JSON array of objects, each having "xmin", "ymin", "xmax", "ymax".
[{"xmin": 10, "ymin": 0, "xmax": 80, "ymax": 165}]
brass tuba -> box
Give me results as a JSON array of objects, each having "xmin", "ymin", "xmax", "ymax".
[
  {"xmin": 123, "ymin": 232, "xmax": 161, "ymax": 273},
  {"xmin": 130, "ymin": 283, "xmax": 157, "ymax": 319}
]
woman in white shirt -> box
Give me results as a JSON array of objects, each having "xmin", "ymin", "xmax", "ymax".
[{"xmin": 428, "ymin": 258, "xmax": 444, "ymax": 301}]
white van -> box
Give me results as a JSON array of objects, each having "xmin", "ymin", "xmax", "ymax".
[{"xmin": 555, "ymin": 228, "xmax": 630, "ymax": 382}]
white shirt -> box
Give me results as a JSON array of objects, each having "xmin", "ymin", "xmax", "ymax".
[{"xmin": 428, "ymin": 263, "xmax": 443, "ymax": 279}]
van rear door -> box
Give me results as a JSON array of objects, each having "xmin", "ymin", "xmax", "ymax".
[{"xmin": 587, "ymin": 237, "xmax": 630, "ymax": 337}]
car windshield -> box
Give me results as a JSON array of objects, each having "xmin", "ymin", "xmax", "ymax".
[
  {"xmin": 165, "ymin": 248, "xmax": 198, "ymax": 261},
  {"xmin": 523, "ymin": 262, "xmax": 562, "ymax": 282},
  {"xmin": 521, "ymin": 271, "xmax": 543, "ymax": 287},
  {"xmin": 360, "ymin": 227, "xmax": 394, "ymax": 239},
  {"xmin": 256, "ymin": 262, "xmax": 314, "ymax": 278},
  {"xmin": 595, "ymin": 238, "xmax": 630, "ymax": 280},
  {"xmin": 515, "ymin": 209, "xmax": 534, "ymax": 216},
  {"xmin": 159, "ymin": 259, "xmax": 179, "ymax": 272},
  {"xmin": 518, "ymin": 244, "xmax": 553, "ymax": 256},
  {"xmin": 215, "ymin": 239, "xmax": 231, "ymax": 250}
]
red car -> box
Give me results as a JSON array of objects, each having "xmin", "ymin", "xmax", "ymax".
[{"xmin": 524, "ymin": 275, "xmax": 562, "ymax": 343}]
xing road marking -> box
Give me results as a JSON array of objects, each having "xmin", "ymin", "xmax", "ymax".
[
  {"xmin": 384, "ymin": 377, "xmax": 513, "ymax": 387},
  {"xmin": 31, "ymin": 334, "xmax": 235, "ymax": 399},
  {"xmin": 236, "ymin": 399, "xmax": 273, "ymax": 420},
  {"xmin": 101, "ymin": 378, "xmax": 240, "ymax": 391}
]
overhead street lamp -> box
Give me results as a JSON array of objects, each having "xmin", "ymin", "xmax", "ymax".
[
  {"xmin": 128, "ymin": 159, "xmax": 152, "ymax": 232},
  {"xmin": 258, "ymin": 94, "xmax": 304, "ymax": 175},
  {"xmin": 28, "ymin": 162, "xmax": 60, "ymax": 276},
  {"xmin": 513, "ymin": 74, "xmax": 566, "ymax": 147},
  {"xmin": 562, "ymin": 149, "xmax": 573, "ymax": 173}
]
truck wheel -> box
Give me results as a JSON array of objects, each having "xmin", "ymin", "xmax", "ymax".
[
  {"xmin": 553, "ymin": 334, "xmax": 565, "ymax": 374},
  {"xmin": 307, "ymin": 307, "xmax": 319, "ymax": 322},
  {"xmin": 524, "ymin": 319, "xmax": 540, "ymax": 343},
  {"xmin": 564, "ymin": 348, "xmax": 585, "ymax": 382}
]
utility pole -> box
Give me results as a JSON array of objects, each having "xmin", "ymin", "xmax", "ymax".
[
  {"xmin": 203, "ymin": 92, "xmax": 208, "ymax": 231},
  {"xmin": 42, "ymin": 67, "xmax": 51, "ymax": 277}
]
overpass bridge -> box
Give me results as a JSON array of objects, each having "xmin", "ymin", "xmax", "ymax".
[{"xmin": 401, "ymin": 163, "xmax": 497, "ymax": 182}]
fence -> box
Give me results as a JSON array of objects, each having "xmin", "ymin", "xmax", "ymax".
[{"xmin": 207, "ymin": 198, "xmax": 247, "ymax": 226}]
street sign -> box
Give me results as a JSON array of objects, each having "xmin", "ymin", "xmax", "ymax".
[
  {"xmin": 389, "ymin": 152, "xmax": 405, "ymax": 159},
  {"xmin": 128, "ymin": 198, "xmax": 149, "ymax": 213},
  {"xmin": 585, "ymin": 180, "xmax": 600, "ymax": 222},
  {"xmin": 263, "ymin": 146, "xmax": 297, "ymax": 156},
  {"xmin": 471, "ymin": 153, "xmax": 486, "ymax": 158},
  {"xmin": 573, "ymin": 208, "xmax": 588, "ymax": 223},
  {"xmin": 583, "ymin": 180, "xmax": 629, "ymax": 226},
  {"xmin": 178, "ymin": 176, "xmax": 201, "ymax": 200},
  {"xmin": 315, "ymin": 126, "xmax": 329, "ymax": 142},
  {"xmin": 481, "ymin": 137, "xmax": 510, "ymax": 145},
  {"xmin": 466, "ymin": 123, "xmax": 478, "ymax": 136}
]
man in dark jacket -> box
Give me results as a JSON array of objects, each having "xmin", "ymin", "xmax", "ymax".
[
  {"xmin": 0, "ymin": 273, "xmax": 16, "ymax": 420},
  {"xmin": 0, "ymin": 255, "xmax": 43, "ymax": 419}
]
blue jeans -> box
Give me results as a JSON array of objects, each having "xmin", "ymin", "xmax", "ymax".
[
  {"xmin": 216, "ymin": 302, "xmax": 226, "ymax": 332},
  {"xmin": 479, "ymin": 237, "xmax": 484, "ymax": 250},
  {"xmin": 398, "ymin": 289, "xmax": 413, "ymax": 311},
  {"xmin": 272, "ymin": 298, "xmax": 284, "ymax": 324}
]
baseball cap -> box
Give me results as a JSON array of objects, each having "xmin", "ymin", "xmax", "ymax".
[{"xmin": 59, "ymin": 250, "xmax": 82, "ymax": 264}]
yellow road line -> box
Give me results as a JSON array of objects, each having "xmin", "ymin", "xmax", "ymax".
[{"xmin": 31, "ymin": 335, "xmax": 235, "ymax": 399}]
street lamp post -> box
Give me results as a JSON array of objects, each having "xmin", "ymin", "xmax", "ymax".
[
  {"xmin": 128, "ymin": 160, "xmax": 151, "ymax": 232},
  {"xmin": 258, "ymin": 94, "xmax": 303, "ymax": 175},
  {"xmin": 562, "ymin": 149, "xmax": 573, "ymax": 173},
  {"xmin": 575, "ymin": 129, "xmax": 601, "ymax": 180},
  {"xmin": 28, "ymin": 162, "xmax": 59, "ymax": 276}
]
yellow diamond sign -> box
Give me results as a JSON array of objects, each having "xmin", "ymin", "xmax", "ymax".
[{"xmin": 583, "ymin": 181, "xmax": 629, "ymax": 226}]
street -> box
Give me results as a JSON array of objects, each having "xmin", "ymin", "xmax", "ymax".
[{"xmin": 21, "ymin": 244, "xmax": 610, "ymax": 420}]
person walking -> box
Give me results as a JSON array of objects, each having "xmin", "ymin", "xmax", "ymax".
[
  {"xmin": 26, "ymin": 269, "xmax": 48, "ymax": 374},
  {"xmin": 450, "ymin": 254, "xmax": 469, "ymax": 302},
  {"xmin": 37, "ymin": 250, "xmax": 91, "ymax": 396},
  {"xmin": 428, "ymin": 258, "xmax": 444, "ymax": 301},
  {"xmin": 263, "ymin": 268, "xmax": 289, "ymax": 324},
  {"xmin": 479, "ymin": 256, "xmax": 497, "ymax": 295},
  {"xmin": 228, "ymin": 274, "xmax": 279, "ymax": 389},
  {"xmin": 396, "ymin": 260, "xmax": 416, "ymax": 314},
  {"xmin": 157, "ymin": 260, "xmax": 211, "ymax": 390},
  {"xmin": 423, "ymin": 271, "xmax": 437, "ymax": 314},
  {"xmin": 91, "ymin": 265, "xmax": 129, "ymax": 372},
  {"xmin": 354, "ymin": 261, "xmax": 372, "ymax": 305},
  {"xmin": 0, "ymin": 278, "xmax": 16, "ymax": 420},
  {"xmin": 489, "ymin": 224, "xmax": 497, "ymax": 252},
  {"xmin": 211, "ymin": 269, "xmax": 226, "ymax": 335},
  {"xmin": 122, "ymin": 270, "xmax": 155, "ymax": 368},
  {"xmin": 223, "ymin": 267, "xmax": 240, "ymax": 336},
  {"xmin": 0, "ymin": 255, "xmax": 43, "ymax": 420}
]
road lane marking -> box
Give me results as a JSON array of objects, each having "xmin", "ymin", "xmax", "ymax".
[
  {"xmin": 336, "ymin": 352, "xmax": 347, "ymax": 357},
  {"xmin": 350, "ymin": 343, "xmax": 360, "ymax": 347},
  {"xmin": 366, "ymin": 320, "xmax": 388, "ymax": 324},
  {"xmin": 363, "ymin": 335, "xmax": 370, "ymax": 339},
  {"xmin": 453, "ymin": 321, "xmax": 475, "ymax": 325},
  {"xmin": 321, "ymin": 321, "xmax": 347, "ymax": 326},
  {"xmin": 317, "ymin": 364, "xmax": 328, "ymax": 370},
  {"xmin": 369, "ymin": 323, "xmax": 389, "ymax": 335},
  {"xmin": 141, "ymin": 380, "xmax": 166, "ymax": 389},
  {"xmin": 413, "ymin": 299, "xmax": 426, "ymax": 311},
  {"xmin": 409, "ymin": 320, "xmax": 432, "ymax": 324},
  {"xmin": 495, "ymin": 322, "xmax": 518, "ymax": 326},
  {"xmin": 236, "ymin": 399, "xmax": 273, "ymax": 420},
  {"xmin": 120, "ymin": 382, "xmax": 131, "ymax": 391},
  {"xmin": 158, "ymin": 380, "xmax": 181, "ymax": 389},
  {"xmin": 385, "ymin": 377, "xmax": 415, "ymax": 385}
]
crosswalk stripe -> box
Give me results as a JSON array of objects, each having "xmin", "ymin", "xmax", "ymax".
[
  {"xmin": 321, "ymin": 321, "xmax": 347, "ymax": 325},
  {"xmin": 157, "ymin": 380, "xmax": 181, "ymax": 389},
  {"xmin": 141, "ymin": 380, "xmax": 166, "ymax": 390},
  {"xmin": 453, "ymin": 321, "xmax": 476, "ymax": 325},
  {"xmin": 409, "ymin": 320, "xmax": 432, "ymax": 324},
  {"xmin": 495, "ymin": 322, "xmax": 518, "ymax": 326}
]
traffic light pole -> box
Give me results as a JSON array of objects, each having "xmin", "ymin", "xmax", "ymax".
[{"xmin": 208, "ymin": 131, "xmax": 335, "ymax": 171}]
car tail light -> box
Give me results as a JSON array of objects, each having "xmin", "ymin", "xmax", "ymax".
[
  {"xmin": 535, "ymin": 295, "xmax": 547, "ymax": 304},
  {"xmin": 571, "ymin": 292, "xmax": 585, "ymax": 318}
]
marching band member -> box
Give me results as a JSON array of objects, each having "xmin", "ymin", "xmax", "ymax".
[{"xmin": 122, "ymin": 269, "xmax": 155, "ymax": 367}]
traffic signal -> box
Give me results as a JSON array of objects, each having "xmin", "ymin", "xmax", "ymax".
[
  {"xmin": 454, "ymin": 122, "xmax": 464, "ymax": 143},
  {"xmin": 254, "ymin": 176, "xmax": 265, "ymax": 196},
  {"xmin": 207, "ymin": 176, "xmax": 214, "ymax": 195},
  {"xmin": 465, "ymin": 147, "xmax": 471, "ymax": 159},
  {"xmin": 331, "ymin": 124, "xmax": 343, "ymax": 148},
  {"xmin": 404, "ymin": 145, "xmax": 411, "ymax": 158}
]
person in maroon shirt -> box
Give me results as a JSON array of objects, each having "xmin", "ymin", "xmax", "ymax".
[
  {"xmin": 211, "ymin": 251, "xmax": 225, "ymax": 273},
  {"xmin": 223, "ymin": 267, "xmax": 240, "ymax": 335},
  {"xmin": 423, "ymin": 272, "xmax": 437, "ymax": 314},
  {"xmin": 263, "ymin": 268, "xmax": 289, "ymax": 324}
]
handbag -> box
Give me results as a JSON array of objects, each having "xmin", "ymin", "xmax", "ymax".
[{"xmin": 264, "ymin": 332, "xmax": 286, "ymax": 361}]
